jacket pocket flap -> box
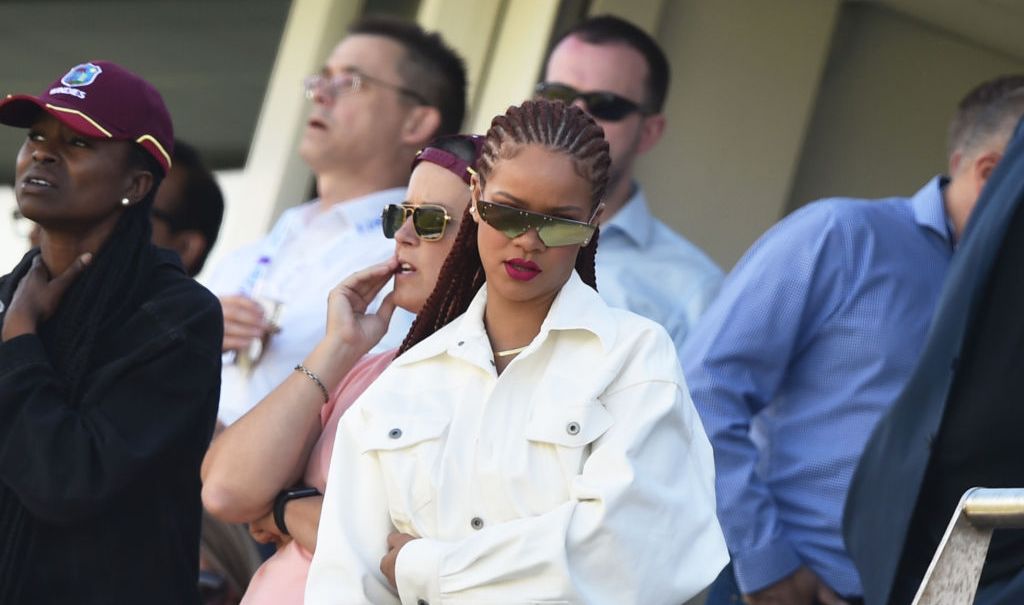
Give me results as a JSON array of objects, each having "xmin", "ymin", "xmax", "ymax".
[
  {"xmin": 525, "ymin": 401, "xmax": 613, "ymax": 447},
  {"xmin": 359, "ymin": 414, "xmax": 450, "ymax": 453}
]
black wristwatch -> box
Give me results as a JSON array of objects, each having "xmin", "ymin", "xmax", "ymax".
[{"xmin": 272, "ymin": 486, "xmax": 321, "ymax": 536}]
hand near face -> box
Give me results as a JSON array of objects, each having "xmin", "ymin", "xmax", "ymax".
[
  {"xmin": 324, "ymin": 258, "xmax": 399, "ymax": 354},
  {"xmin": 743, "ymin": 566, "xmax": 848, "ymax": 605},
  {"xmin": 2, "ymin": 253, "xmax": 91, "ymax": 342},
  {"xmin": 220, "ymin": 295, "xmax": 269, "ymax": 353},
  {"xmin": 248, "ymin": 510, "xmax": 291, "ymax": 550},
  {"xmin": 380, "ymin": 532, "xmax": 417, "ymax": 589}
]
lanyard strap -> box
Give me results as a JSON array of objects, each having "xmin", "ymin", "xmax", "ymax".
[{"xmin": 238, "ymin": 207, "xmax": 306, "ymax": 296}]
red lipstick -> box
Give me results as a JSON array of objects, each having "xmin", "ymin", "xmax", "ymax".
[{"xmin": 504, "ymin": 258, "xmax": 541, "ymax": 281}]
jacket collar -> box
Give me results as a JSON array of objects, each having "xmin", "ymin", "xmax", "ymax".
[
  {"xmin": 910, "ymin": 176, "xmax": 953, "ymax": 245},
  {"xmin": 600, "ymin": 184, "xmax": 655, "ymax": 248},
  {"xmin": 394, "ymin": 271, "xmax": 618, "ymax": 367}
]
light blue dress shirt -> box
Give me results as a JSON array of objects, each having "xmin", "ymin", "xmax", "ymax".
[
  {"xmin": 680, "ymin": 177, "xmax": 954, "ymax": 597},
  {"xmin": 597, "ymin": 186, "xmax": 723, "ymax": 352}
]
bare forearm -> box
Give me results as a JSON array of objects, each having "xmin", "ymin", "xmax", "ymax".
[
  {"xmin": 286, "ymin": 495, "xmax": 323, "ymax": 553},
  {"xmin": 202, "ymin": 338, "xmax": 361, "ymax": 522}
]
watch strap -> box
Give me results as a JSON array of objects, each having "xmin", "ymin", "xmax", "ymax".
[{"xmin": 272, "ymin": 486, "xmax": 321, "ymax": 536}]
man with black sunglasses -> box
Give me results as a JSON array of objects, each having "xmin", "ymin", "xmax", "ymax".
[
  {"xmin": 539, "ymin": 15, "xmax": 722, "ymax": 353},
  {"xmin": 204, "ymin": 17, "xmax": 467, "ymax": 427}
]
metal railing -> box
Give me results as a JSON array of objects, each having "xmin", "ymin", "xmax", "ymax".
[{"xmin": 912, "ymin": 488, "xmax": 1024, "ymax": 605}]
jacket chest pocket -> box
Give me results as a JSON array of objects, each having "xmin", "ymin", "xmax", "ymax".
[
  {"xmin": 359, "ymin": 414, "xmax": 449, "ymax": 535},
  {"xmin": 524, "ymin": 401, "xmax": 613, "ymax": 486}
]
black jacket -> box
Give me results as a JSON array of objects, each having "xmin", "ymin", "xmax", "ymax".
[{"xmin": 0, "ymin": 248, "xmax": 222, "ymax": 604}]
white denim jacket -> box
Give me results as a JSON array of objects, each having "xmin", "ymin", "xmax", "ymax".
[{"xmin": 306, "ymin": 272, "xmax": 728, "ymax": 605}]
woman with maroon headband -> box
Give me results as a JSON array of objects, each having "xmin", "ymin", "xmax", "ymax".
[{"xmin": 201, "ymin": 134, "xmax": 482, "ymax": 604}]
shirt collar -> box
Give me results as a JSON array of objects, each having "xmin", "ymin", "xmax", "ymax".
[
  {"xmin": 910, "ymin": 176, "xmax": 953, "ymax": 245},
  {"xmin": 394, "ymin": 271, "xmax": 618, "ymax": 367},
  {"xmin": 601, "ymin": 184, "xmax": 656, "ymax": 248},
  {"xmin": 307, "ymin": 187, "xmax": 406, "ymax": 234}
]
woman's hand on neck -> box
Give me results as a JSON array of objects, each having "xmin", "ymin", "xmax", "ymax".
[
  {"xmin": 37, "ymin": 217, "xmax": 118, "ymax": 277},
  {"xmin": 2, "ymin": 252, "xmax": 92, "ymax": 341}
]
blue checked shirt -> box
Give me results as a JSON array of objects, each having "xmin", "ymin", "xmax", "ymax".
[{"xmin": 680, "ymin": 177, "xmax": 954, "ymax": 597}]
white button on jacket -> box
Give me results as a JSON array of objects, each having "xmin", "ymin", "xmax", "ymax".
[{"xmin": 306, "ymin": 272, "xmax": 728, "ymax": 604}]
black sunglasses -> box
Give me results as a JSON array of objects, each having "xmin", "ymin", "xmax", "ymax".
[
  {"xmin": 535, "ymin": 82, "xmax": 651, "ymax": 122},
  {"xmin": 381, "ymin": 203, "xmax": 451, "ymax": 241}
]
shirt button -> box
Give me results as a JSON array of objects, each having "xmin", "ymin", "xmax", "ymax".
[
  {"xmin": 566, "ymin": 421, "xmax": 581, "ymax": 436},
  {"xmin": 388, "ymin": 428, "xmax": 402, "ymax": 439},
  {"xmin": 457, "ymin": 340, "xmax": 465, "ymax": 346},
  {"xmin": 417, "ymin": 600, "xmax": 429, "ymax": 605},
  {"xmin": 470, "ymin": 516, "xmax": 484, "ymax": 530}
]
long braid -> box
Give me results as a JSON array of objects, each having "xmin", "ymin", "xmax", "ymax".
[
  {"xmin": 398, "ymin": 99, "xmax": 610, "ymax": 356},
  {"xmin": 399, "ymin": 205, "xmax": 483, "ymax": 355},
  {"xmin": 574, "ymin": 228, "xmax": 599, "ymax": 289}
]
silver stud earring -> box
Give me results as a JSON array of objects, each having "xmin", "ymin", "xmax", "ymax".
[{"xmin": 121, "ymin": 197, "xmax": 130, "ymax": 207}]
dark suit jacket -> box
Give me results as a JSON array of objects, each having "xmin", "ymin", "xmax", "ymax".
[{"xmin": 843, "ymin": 121, "xmax": 1024, "ymax": 605}]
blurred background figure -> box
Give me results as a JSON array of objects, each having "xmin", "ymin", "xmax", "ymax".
[
  {"xmin": 151, "ymin": 140, "xmax": 225, "ymax": 278},
  {"xmin": 539, "ymin": 14, "xmax": 722, "ymax": 352},
  {"xmin": 204, "ymin": 15, "xmax": 467, "ymax": 427}
]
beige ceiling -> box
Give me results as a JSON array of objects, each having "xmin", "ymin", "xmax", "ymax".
[{"xmin": 855, "ymin": 0, "xmax": 1024, "ymax": 60}]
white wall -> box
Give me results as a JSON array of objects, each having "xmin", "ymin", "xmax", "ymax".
[
  {"xmin": 788, "ymin": 3, "xmax": 1024, "ymax": 209},
  {"xmin": 635, "ymin": 0, "xmax": 841, "ymax": 269}
]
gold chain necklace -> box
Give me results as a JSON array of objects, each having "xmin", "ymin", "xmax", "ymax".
[{"xmin": 494, "ymin": 345, "xmax": 528, "ymax": 358}]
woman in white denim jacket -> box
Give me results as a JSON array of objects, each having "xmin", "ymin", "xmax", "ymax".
[{"xmin": 306, "ymin": 99, "xmax": 727, "ymax": 605}]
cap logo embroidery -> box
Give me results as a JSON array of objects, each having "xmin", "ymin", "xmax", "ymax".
[{"xmin": 61, "ymin": 63, "xmax": 103, "ymax": 87}]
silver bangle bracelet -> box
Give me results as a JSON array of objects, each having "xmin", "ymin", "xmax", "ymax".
[{"xmin": 294, "ymin": 363, "xmax": 329, "ymax": 403}]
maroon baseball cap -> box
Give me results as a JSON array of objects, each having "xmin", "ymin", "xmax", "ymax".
[{"xmin": 0, "ymin": 61, "xmax": 174, "ymax": 174}]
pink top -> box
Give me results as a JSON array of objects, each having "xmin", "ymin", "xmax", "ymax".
[{"xmin": 240, "ymin": 349, "xmax": 396, "ymax": 605}]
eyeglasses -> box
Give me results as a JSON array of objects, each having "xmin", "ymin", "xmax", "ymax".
[
  {"xmin": 304, "ymin": 70, "xmax": 428, "ymax": 105},
  {"xmin": 476, "ymin": 200, "xmax": 597, "ymax": 247},
  {"xmin": 535, "ymin": 82, "xmax": 651, "ymax": 122},
  {"xmin": 382, "ymin": 203, "xmax": 452, "ymax": 241}
]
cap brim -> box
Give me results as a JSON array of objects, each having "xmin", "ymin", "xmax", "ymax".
[
  {"xmin": 0, "ymin": 94, "xmax": 170, "ymax": 175},
  {"xmin": 0, "ymin": 95, "xmax": 112, "ymax": 139}
]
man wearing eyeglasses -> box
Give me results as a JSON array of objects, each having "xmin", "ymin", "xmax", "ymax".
[
  {"xmin": 538, "ymin": 15, "xmax": 723, "ymax": 353},
  {"xmin": 204, "ymin": 16, "xmax": 466, "ymax": 426}
]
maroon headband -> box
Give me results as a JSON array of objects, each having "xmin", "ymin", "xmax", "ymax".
[{"xmin": 411, "ymin": 134, "xmax": 484, "ymax": 184}]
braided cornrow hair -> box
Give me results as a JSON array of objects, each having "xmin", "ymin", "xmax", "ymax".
[{"xmin": 399, "ymin": 99, "xmax": 609, "ymax": 355}]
